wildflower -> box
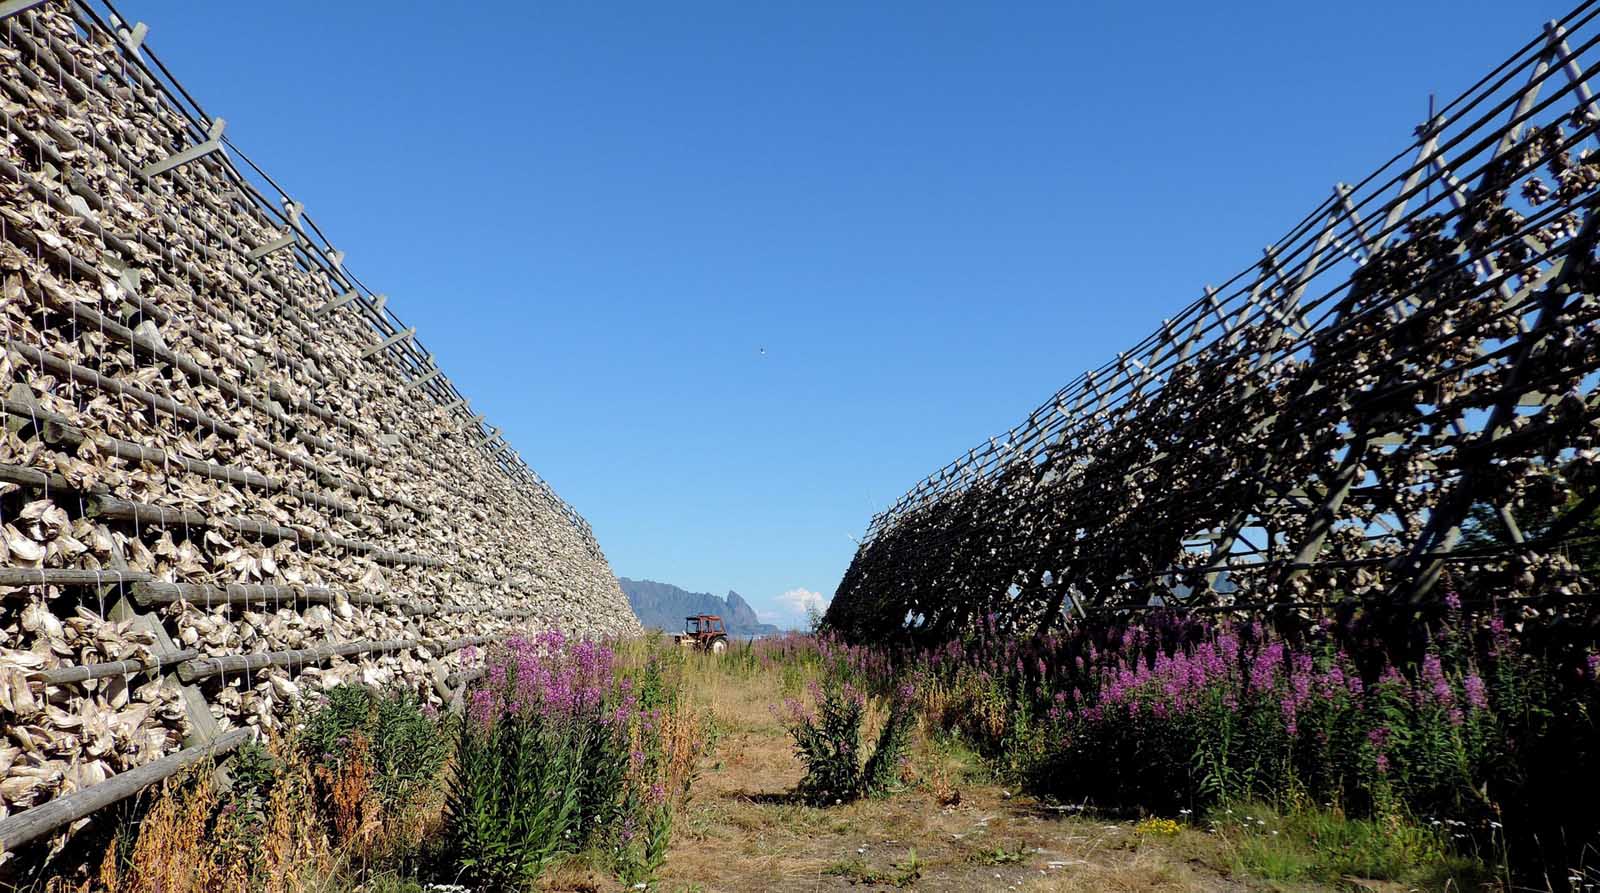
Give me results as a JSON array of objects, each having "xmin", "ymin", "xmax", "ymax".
[
  {"xmin": 468, "ymin": 689, "xmax": 498, "ymax": 726},
  {"xmin": 1463, "ymin": 673, "xmax": 1488, "ymax": 710},
  {"xmin": 1421, "ymin": 654, "xmax": 1453, "ymax": 707}
]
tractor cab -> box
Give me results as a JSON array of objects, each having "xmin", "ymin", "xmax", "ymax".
[{"xmin": 675, "ymin": 614, "xmax": 730, "ymax": 653}]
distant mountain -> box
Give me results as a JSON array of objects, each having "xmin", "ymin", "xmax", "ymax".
[{"xmin": 618, "ymin": 577, "xmax": 783, "ymax": 637}]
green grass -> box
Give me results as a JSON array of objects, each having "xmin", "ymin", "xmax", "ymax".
[
  {"xmin": 967, "ymin": 840, "xmax": 1029, "ymax": 866},
  {"xmin": 822, "ymin": 848, "xmax": 924, "ymax": 887},
  {"xmin": 1213, "ymin": 803, "xmax": 1495, "ymax": 889}
]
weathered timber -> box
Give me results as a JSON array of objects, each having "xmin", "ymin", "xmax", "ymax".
[
  {"xmin": 0, "ymin": 567, "xmax": 154, "ymax": 587},
  {"xmin": 0, "ymin": 727, "xmax": 251, "ymax": 854},
  {"xmin": 176, "ymin": 634, "xmax": 489, "ymax": 683},
  {"xmin": 32, "ymin": 649, "xmax": 201, "ymax": 685}
]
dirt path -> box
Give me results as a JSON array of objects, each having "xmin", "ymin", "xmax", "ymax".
[{"xmin": 643, "ymin": 669, "xmax": 1332, "ymax": 893}]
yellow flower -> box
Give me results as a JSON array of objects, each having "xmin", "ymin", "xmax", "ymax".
[{"xmin": 1135, "ymin": 817, "xmax": 1181, "ymax": 836}]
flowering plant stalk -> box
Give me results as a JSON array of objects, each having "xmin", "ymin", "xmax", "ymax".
[{"xmin": 442, "ymin": 633, "xmax": 637, "ymax": 891}]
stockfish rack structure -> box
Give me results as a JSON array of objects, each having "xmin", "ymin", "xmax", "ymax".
[
  {"xmin": 828, "ymin": 2, "xmax": 1600, "ymax": 641},
  {"xmin": 0, "ymin": 0, "xmax": 636, "ymax": 864}
]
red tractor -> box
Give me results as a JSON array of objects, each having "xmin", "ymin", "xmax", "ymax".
[{"xmin": 675, "ymin": 614, "xmax": 730, "ymax": 654}]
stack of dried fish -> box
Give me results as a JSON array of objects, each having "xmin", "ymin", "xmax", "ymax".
[
  {"xmin": 0, "ymin": 0, "xmax": 637, "ymax": 851},
  {"xmin": 828, "ymin": 16, "xmax": 1600, "ymax": 639}
]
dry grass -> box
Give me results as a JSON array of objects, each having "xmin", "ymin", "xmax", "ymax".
[
  {"xmin": 649, "ymin": 654, "xmax": 1301, "ymax": 893},
  {"xmin": 319, "ymin": 735, "xmax": 381, "ymax": 852},
  {"xmin": 1017, "ymin": 847, "xmax": 1219, "ymax": 893},
  {"xmin": 115, "ymin": 767, "xmax": 232, "ymax": 893},
  {"xmin": 73, "ymin": 733, "xmax": 351, "ymax": 893}
]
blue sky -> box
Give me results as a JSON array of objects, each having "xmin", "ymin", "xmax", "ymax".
[{"xmin": 127, "ymin": 0, "xmax": 1572, "ymax": 627}]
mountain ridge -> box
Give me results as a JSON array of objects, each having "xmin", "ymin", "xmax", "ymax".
[{"xmin": 618, "ymin": 577, "xmax": 783, "ymax": 637}]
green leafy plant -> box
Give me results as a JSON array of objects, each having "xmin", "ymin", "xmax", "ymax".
[
  {"xmin": 969, "ymin": 841, "xmax": 1028, "ymax": 865},
  {"xmin": 300, "ymin": 684, "xmax": 449, "ymax": 812},
  {"xmin": 784, "ymin": 677, "xmax": 916, "ymax": 806},
  {"xmin": 441, "ymin": 633, "xmax": 699, "ymax": 891}
]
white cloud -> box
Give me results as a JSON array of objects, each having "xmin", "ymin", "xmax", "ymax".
[{"xmin": 765, "ymin": 587, "xmax": 829, "ymax": 628}]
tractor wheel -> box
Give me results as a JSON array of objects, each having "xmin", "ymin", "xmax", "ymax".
[{"xmin": 709, "ymin": 636, "xmax": 728, "ymax": 655}]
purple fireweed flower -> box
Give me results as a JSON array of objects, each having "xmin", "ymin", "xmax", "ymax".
[
  {"xmin": 1421, "ymin": 654, "xmax": 1454, "ymax": 707},
  {"xmin": 1323, "ymin": 665, "xmax": 1346, "ymax": 698},
  {"xmin": 1464, "ymin": 674, "xmax": 1488, "ymax": 710},
  {"xmin": 1488, "ymin": 617, "xmax": 1510, "ymax": 656},
  {"xmin": 1375, "ymin": 754, "xmax": 1389, "ymax": 774},
  {"xmin": 1346, "ymin": 670, "xmax": 1365, "ymax": 697},
  {"xmin": 1218, "ymin": 629, "xmax": 1240, "ymax": 666},
  {"xmin": 1290, "ymin": 671, "xmax": 1312, "ymax": 708},
  {"xmin": 469, "ymin": 689, "xmax": 497, "ymax": 726},
  {"xmin": 1249, "ymin": 642, "xmax": 1285, "ymax": 693}
]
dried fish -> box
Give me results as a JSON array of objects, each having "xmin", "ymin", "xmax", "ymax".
[{"xmin": 0, "ymin": 3, "xmax": 636, "ymax": 846}]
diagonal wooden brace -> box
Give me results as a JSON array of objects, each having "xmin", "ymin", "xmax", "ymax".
[
  {"xmin": 141, "ymin": 118, "xmax": 226, "ymax": 179},
  {"xmin": 405, "ymin": 359, "xmax": 443, "ymax": 391},
  {"xmin": 315, "ymin": 290, "xmax": 362, "ymax": 316},
  {"xmin": 246, "ymin": 229, "xmax": 298, "ymax": 261},
  {"xmin": 360, "ymin": 326, "xmax": 415, "ymax": 359}
]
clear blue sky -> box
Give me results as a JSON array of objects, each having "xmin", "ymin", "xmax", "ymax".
[{"xmin": 128, "ymin": 0, "xmax": 1571, "ymax": 627}]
